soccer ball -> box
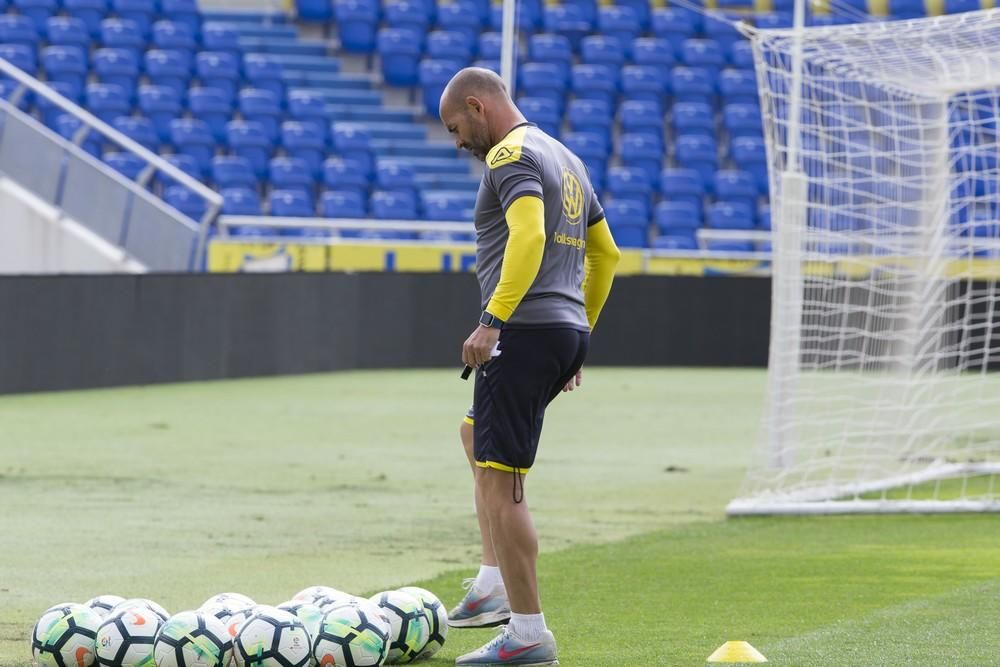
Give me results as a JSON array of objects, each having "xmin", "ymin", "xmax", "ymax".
[
  {"xmin": 95, "ymin": 605, "xmax": 163, "ymax": 666},
  {"xmin": 218, "ymin": 604, "xmax": 257, "ymax": 641},
  {"xmin": 152, "ymin": 611, "xmax": 232, "ymax": 667},
  {"xmin": 200, "ymin": 593, "xmax": 257, "ymax": 611},
  {"xmin": 233, "ymin": 606, "xmax": 311, "ymax": 667},
  {"xmin": 397, "ymin": 588, "xmax": 446, "ymax": 659},
  {"xmin": 111, "ymin": 600, "xmax": 170, "ymax": 624},
  {"xmin": 292, "ymin": 586, "xmax": 346, "ymax": 609},
  {"xmin": 31, "ymin": 603, "xmax": 102, "ymax": 667},
  {"xmin": 312, "ymin": 604, "xmax": 390, "ymax": 667},
  {"xmin": 368, "ymin": 591, "xmax": 429, "ymax": 664},
  {"xmin": 85, "ymin": 596, "xmax": 126, "ymax": 619},
  {"xmin": 274, "ymin": 601, "xmax": 324, "ymax": 645}
]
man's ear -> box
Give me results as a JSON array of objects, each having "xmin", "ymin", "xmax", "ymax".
[{"xmin": 466, "ymin": 95, "xmax": 483, "ymax": 115}]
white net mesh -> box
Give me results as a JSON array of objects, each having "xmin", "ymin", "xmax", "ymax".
[{"xmin": 730, "ymin": 10, "xmax": 1000, "ymax": 514}]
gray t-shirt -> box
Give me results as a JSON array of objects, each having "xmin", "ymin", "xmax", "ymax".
[{"xmin": 474, "ymin": 123, "xmax": 605, "ymax": 330}]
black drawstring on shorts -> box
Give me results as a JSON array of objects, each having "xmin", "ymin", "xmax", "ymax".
[{"xmin": 512, "ymin": 467, "xmax": 524, "ymax": 504}]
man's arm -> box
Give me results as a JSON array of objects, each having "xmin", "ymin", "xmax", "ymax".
[
  {"xmin": 484, "ymin": 195, "xmax": 546, "ymax": 321},
  {"xmin": 581, "ymin": 218, "xmax": 620, "ymax": 330}
]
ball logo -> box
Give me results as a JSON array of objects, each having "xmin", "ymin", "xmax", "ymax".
[
  {"xmin": 74, "ymin": 646, "xmax": 92, "ymax": 667},
  {"xmin": 561, "ymin": 168, "xmax": 584, "ymax": 225}
]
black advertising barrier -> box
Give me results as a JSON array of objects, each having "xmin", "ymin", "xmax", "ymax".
[{"xmin": 0, "ymin": 273, "xmax": 772, "ymax": 394}]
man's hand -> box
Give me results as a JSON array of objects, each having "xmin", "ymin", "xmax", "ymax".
[
  {"xmin": 463, "ymin": 325, "xmax": 501, "ymax": 368},
  {"xmin": 562, "ymin": 368, "xmax": 583, "ymax": 392}
]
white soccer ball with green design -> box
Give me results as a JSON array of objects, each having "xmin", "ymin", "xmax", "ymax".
[
  {"xmin": 84, "ymin": 596, "xmax": 126, "ymax": 620},
  {"xmin": 292, "ymin": 586, "xmax": 347, "ymax": 610},
  {"xmin": 275, "ymin": 601, "xmax": 324, "ymax": 645},
  {"xmin": 152, "ymin": 611, "xmax": 232, "ymax": 667},
  {"xmin": 31, "ymin": 603, "xmax": 102, "ymax": 667},
  {"xmin": 397, "ymin": 587, "xmax": 446, "ymax": 659},
  {"xmin": 368, "ymin": 591, "xmax": 429, "ymax": 664},
  {"xmin": 95, "ymin": 605, "xmax": 163, "ymax": 667},
  {"xmin": 200, "ymin": 593, "xmax": 257, "ymax": 611},
  {"xmin": 312, "ymin": 603, "xmax": 390, "ymax": 667},
  {"xmin": 110, "ymin": 600, "xmax": 170, "ymax": 624},
  {"xmin": 233, "ymin": 605, "xmax": 311, "ymax": 667}
]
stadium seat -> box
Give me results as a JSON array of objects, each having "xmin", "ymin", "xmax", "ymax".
[
  {"xmin": 188, "ymin": 87, "xmax": 231, "ymax": 143},
  {"xmin": 112, "ymin": 0, "xmax": 156, "ymax": 39},
  {"xmin": 160, "ymin": 0, "xmax": 200, "ymax": 38},
  {"xmin": 944, "ymin": 0, "xmax": 978, "ymax": 12},
  {"xmin": 519, "ymin": 62, "xmax": 568, "ymax": 111},
  {"xmin": 227, "ymin": 120, "xmax": 272, "ymax": 179},
  {"xmin": 652, "ymin": 233, "xmax": 697, "ymax": 250},
  {"xmin": 103, "ymin": 151, "xmax": 146, "ymax": 180},
  {"xmin": 2, "ymin": 44, "xmax": 37, "ymax": 74},
  {"xmin": 0, "ymin": 15, "xmax": 38, "ymax": 45},
  {"xmin": 419, "ymin": 59, "xmax": 463, "ymax": 116},
  {"xmin": 384, "ymin": 0, "xmax": 429, "ymax": 31},
  {"xmin": 581, "ymin": 36, "xmax": 625, "ymax": 66},
  {"xmin": 654, "ymin": 200, "xmax": 701, "ymax": 233},
  {"xmin": 651, "ymin": 8, "xmax": 698, "ymax": 53},
  {"xmin": 597, "ymin": 5, "xmax": 641, "ymax": 55},
  {"xmin": 378, "ymin": 27, "xmax": 423, "ymax": 86},
  {"xmin": 757, "ymin": 204, "xmax": 771, "ymax": 231},
  {"xmin": 421, "ymin": 191, "xmax": 468, "ymax": 221},
  {"xmin": 296, "ymin": 0, "xmax": 333, "ymax": 21},
  {"xmin": 112, "ymin": 116, "xmax": 158, "ymax": 151},
  {"xmin": 755, "ymin": 12, "xmax": 792, "ymax": 29},
  {"xmin": 889, "ymin": 0, "xmax": 924, "ymax": 19},
  {"xmin": 159, "ymin": 151, "xmax": 202, "ymax": 184},
  {"xmin": 222, "ymin": 187, "xmax": 263, "ymax": 215},
  {"xmin": 212, "ymin": 155, "xmax": 257, "ymax": 189},
  {"xmin": 703, "ymin": 14, "xmax": 743, "ymax": 58},
  {"xmin": 603, "ymin": 199, "xmax": 649, "ymax": 247},
  {"xmin": 164, "ymin": 185, "xmax": 207, "ymax": 219},
  {"xmin": 331, "ymin": 122, "xmax": 372, "ymax": 154},
  {"xmin": 632, "ymin": 37, "xmax": 676, "ymax": 67},
  {"xmin": 100, "ymin": 19, "xmax": 144, "ymax": 60},
  {"xmin": 723, "ymin": 103, "xmax": 764, "ymax": 138},
  {"xmin": 323, "ymin": 157, "xmax": 370, "ymax": 195},
  {"xmin": 619, "ymin": 99, "xmax": 663, "ymax": 134},
  {"xmin": 93, "ymin": 48, "xmax": 140, "ymax": 102},
  {"xmin": 145, "ymin": 49, "xmax": 191, "ymax": 100},
  {"xmin": 55, "ymin": 114, "xmax": 100, "ymax": 156},
  {"xmin": 333, "ymin": 0, "xmax": 379, "ymax": 53},
  {"xmin": 270, "ymin": 157, "xmax": 315, "ymax": 200},
  {"xmin": 681, "ymin": 38, "xmax": 726, "ymax": 74},
  {"xmin": 714, "ymin": 169, "xmax": 758, "ymax": 209},
  {"xmin": 543, "ymin": 3, "xmax": 592, "ymax": 50},
  {"xmin": 170, "ymin": 118, "xmax": 215, "ymax": 173},
  {"xmin": 281, "ymin": 121, "xmax": 327, "ymax": 178},
  {"xmin": 567, "ymin": 98, "xmax": 613, "ymax": 140},
  {"xmin": 572, "ymin": 64, "xmax": 619, "ymax": 107},
  {"xmin": 45, "ymin": 17, "xmax": 90, "ymax": 49},
  {"xmin": 621, "ymin": 65, "xmax": 668, "ymax": 103},
  {"xmin": 138, "ymin": 84, "xmax": 182, "ymax": 142},
  {"xmin": 196, "ymin": 51, "xmax": 240, "ymax": 102},
  {"xmin": 14, "ymin": 0, "xmax": 56, "ymax": 34},
  {"xmin": 518, "ymin": 97, "xmax": 560, "ymax": 136},
  {"xmin": 478, "ymin": 32, "xmax": 502, "ymax": 60},
  {"xmin": 269, "ymin": 189, "xmax": 314, "ymax": 217},
  {"xmin": 675, "ymin": 134, "xmax": 719, "ymax": 190},
  {"xmin": 375, "ymin": 159, "xmax": 417, "ymax": 193},
  {"xmin": 562, "ymin": 131, "xmax": 608, "ymax": 180},
  {"xmin": 707, "ymin": 200, "xmax": 754, "ymax": 229},
  {"xmin": 238, "ymin": 88, "xmax": 283, "ymax": 144},
  {"xmin": 620, "ymin": 133, "xmax": 664, "ymax": 186},
  {"xmin": 321, "ymin": 189, "xmax": 366, "ymax": 218},
  {"xmin": 660, "ymin": 167, "xmax": 706, "ymax": 209},
  {"xmin": 371, "ymin": 189, "xmax": 418, "ymax": 219},
  {"xmin": 729, "ymin": 137, "xmax": 768, "ymax": 193},
  {"xmin": 201, "ymin": 22, "xmax": 241, "ymax": 56},
  {"xmin": 63, "ymin": 0, "xmax": 106, "ymax": 39},
  {"xmin": 437, "ymin": 2, "xmax": 483, "ymax": 46},
  {"xmin": 729, "ymin": 41, "xmax": 754, "ymax": 69},
  {"xmin": 85, "ymin": 83, "xmax": 130, "ymax": 125},
  {"xmin": 672, "ymin": 101, "xmax": 716, "ymax": 137},
  {"xmin": 672, "ymin": 66, "xmax": 716, "ymax": 103},
  {"xmin": 719, "ymin": 69, "xmax": 758, "ymax": 104},
  {"xmin": 427, "ymin": 30, "xmax": 473, "ymax": 62},
  {"xmin": 606, "ymin": 166, "xmax": 652, "ymax": 206},
  {"xmin": 37, "ymin": 81, "xmax": 80, "ymax": 126},
  {"xmin": 41, "ymin": 46, "xmax": 85, "ymax": 97},
  {"xmin": 528, "ymin": 33, "xmax": 572, "ymax": 81},
  {"xmin": 287, "ymin": 89, "xmax": 328, "ymax": 127},
  {"xmin": 243, "ymin": 54, "xmax": 285, "ymax": 99}
]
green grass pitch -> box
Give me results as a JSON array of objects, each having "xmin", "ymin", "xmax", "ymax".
[{"xmin": 1, "ymin": 368, "xmax": 998, "ymax": 665}]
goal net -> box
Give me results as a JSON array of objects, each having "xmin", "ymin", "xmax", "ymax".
[{"xmin": 729, "ymin": 10, "xmax": 1000, "ymax": 514}]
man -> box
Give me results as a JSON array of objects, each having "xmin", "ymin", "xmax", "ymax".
[{"xmin": 438, "ymin": 67, "xmax": 620, "ymax": 666}]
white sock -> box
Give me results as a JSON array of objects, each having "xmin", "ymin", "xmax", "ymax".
[
  {"xmin": 474, "ymin": 564, "xmax": 503, "ymax": 593},
  {"xmin": 508, "ymin": 612, "xmax": 547, "ymax": 642}
]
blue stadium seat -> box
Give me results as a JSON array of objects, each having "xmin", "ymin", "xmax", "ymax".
[
  {"xmin": 617, "ymin": 0, "xmax": 651, "ymax": 29},
  {"xmin": 672, "ymin": 101, "xmax": 716, "ymax": 137},
  {"xmin": 620, "ymin": 133, "xmax": 664, "ymax": 186},
  {"xmin": 55, "ymin": 113, "xmax": 100, "ymax": 155},
  {"xmin": 655, "ymin": 200, "xmax": 701, "ymax": 233},
  {"xmin": 603, "ymin": 199, "xmax": 649, "ymax": 248},
  {"xmin": 675, "ymin": 134, "xmax": 719, "ymax": 190},
  {"xmin": 14, "ymin": 0, "xmax": 56, "ymax": 34},
  {"xmin": 45, "ymin": 17, "xmax": 90, "ymax": 49},
  {"xmin": 729, "ymin": 41, "xmax": 754, "ymax": 69},
  {"xmin": 63, "ymin": 0, "xmax": 106, "ymax": 39},
  {"xmin": 222, "ymin": 187, "xmax": 263, "ymax": 215},
  {"xmin": 138, "ymin": 84, "xmax": 182, "ymax": 142},
  {"xmin": 384, "ymin": 0, "xmax": 429, "ymax": 31},
  {"xmin": 196, "ymin": 51, "xmax": 240, "ymax": 102},
  {"xmin": 0, "ymin": 15, "xmax": 38, "ymax": 45},
  {"xmin": 333, "ymin": 0, "xmax": 378, "ymax": 53},
  {"xmin": 619, "ymin": 99, "xmax": 663, "ymax": 134},
  {"xmin": 37, "ymin": 81, "xmax": 79, "ymax": 126},
  {"xmin": 572, "ymin": 64, "xmax": 619, "ymax": 107},
  {"xmin": 145, "ymin": 49, "xmax": 191, "ymax": 100},
  {"xmin": 660, "ymin": 167, "xmax": 706, "ymax": 209},
  {"xmin": 479, "ymin": 32, "xmax": 502, "ymax": 60},
  {"xmin": 331, "ymin": 121, "xmax": 372, "ymax": 154},
  {"xmin": 238, "ymin": 88, "xmax": 282, "ymax": 144},
  {"xmin": 160, "ymin": 0, "xmax": 200, "ymax": 38},
  {"xmin": 757, "ymin": 204, "xmax": 771, "ymax": 231},
  {"xmin": 672, "ymin": 67, "xmax": 716, "ymax": 104},
  {"xmin": 103, "ymin": 151, "xmax": 146, "ymax": 180},
  {"xmin": 889, "ymin": 0, "xmax": 924, "ymax": 19},
  {"xmin": 296, "ymin": 0, "xmax": 333, "ymax": 22},
  {"xmin": 567, "ymin": 98, "xmax": 612, "ymax": 140},
  {"xmin": 703, "ymin": 14, "xmax": 743, "ymax": 58},
  {"xmin": 730, "ymin": 135, "xmax": 768, "ymax": 194},
  {"xmin": 471, "ymin": 58, "xmax": 500, "ymax": 74},
  {"xmin": 437, "ymin": 3, "xmax": 483, "ymax": 48},
  {"xmin": 421, "ymin": 191, "xmax": 468, "ymax": 221},
  {"xmin": 652, "ymin": 233, "xmax": 697, "ymax": 250},
  {"xmin": 706, "ymin": 240, "xmax": 754, "ymax": 253},
  {"xmin": 94, "ymin": 48, "xmax": 140, "ymax": 101},
  {"xmin": 112, "ymin": 116, "xmax": 158, "ymax": 151},
  {"xmin": 427, "ymin": 30, "xmax": 473, "ymax": 62},
  {"xmin": 581, "ymin": 35, "xmax": 625, "ymax": 66},
  {"xmin": 681, "ymin": 38, "xmax": 726, "ymax": 73},
  {"xmin": 227, "ymin": 120, "xmax": 271, "ymax": 179},
  {"xmin": 212, "ymin": 155, "xmax": 257, "ymax": 189},
  {"xmin": 528, "ymin": 33, "xmax": 572, "ymax": 80},
  {"xmin": 112, "ymin": 0, "xmax": 156, "ymax": 39},
  {"xmin": 719, "ymin": 68, "xmax": 757, "ymax": 104},
  {"xmin": 597, "ymin": 5, "xmax": 640, "ymax": 55},
  {"xmin": 2, "ymin": 44, "xmax": 37, "ymax": 73},
  {"xmin": 562, "ymin": 131, "xmax": 608, "ymax": 181},
  {"xmin": 152, "ymin": 20, "xmax": 197, "ymax": 57},
  {"xmin": 707, "ymin": 200, "xmax": 754, "ymax": 229},
  {"xmin": 270, "ymin": 157, "xmax": 315, "ymax": 200},
  {"xmin": 42, "ymin": 45, "xmax": 87, "ymax": 98},
  {"xmin": 171, "ymin": 118, "xmax": 215, "ymax": 172},
  {"xmin": 371, "ymin": 189, "xmax": 417, "ymax": 219},
  {"xmin": 651, "ymin": 8, "xmax": 697, "ymax": 54},
  {"xmin": 323, "ymin": 157, "xmax": 370, "ymax": 195},
  {"xmin": 160, "ymin": 152, "xmax": 202, "ymax": 184},
  {"xmin": 723, "ymin": 103, "xmax": 763, "ymax": 138},
  {"xmin": 518, "ymin": 97, "xmax": 560, "ymax": 137},
  {"xmin": 321, "ymin": 189, "xmax": 366, "ymax": 218},
  {"xmin": 281, "ymin": 120, "xmax": 326, "ymax": 178},
  {"xmin": 165, "ymin": 185, "xmax": 207, "ymax": 219},
  {"xmin": 944, "ymin": 0, "xmax": 978, "ymax": 12},
  {"xmin": 201, "ymin": 22, "xmax": 241, "ymax": 56},
  {"xmin": 519, "ymin": 62, "xmax": 568, "ymax": 111},
  {"xmin": 419, "ymin": 59, "xmax": 463, "ymax": 116},
  {"xmin": 632, "ymin": 37, "xmax": 676, "ymax": 67},
  {"xmin": 755, "ymin": 12, "xmax": 792, "ymax": 29},
  {"xmin": 86, "ymin": 83, "xmax": 129, "ymax": 124},
  {"xmin": 714, "ymin": 169, "xmax": 758, "ymax": 209},
  {"xmin": 543, "ymin": 3, "xmax": 592, "ymax": 50},
  {"xmin": 287, "ymin": 89, "xmax": 328, "ymax": 126},
  {"xmin": 188, "ymin": 87, "xmax": 230, "ymax": 143},
  {"xmin": 100, "ymin": 19, "xmax": 144, "ymax": 60},
  {"xmin": 375, "ymin": 159, "xmax": 417, "ymax": 193},
  {"xmin": 606, "ymin": 165, "xmax": 652, "ymax": 206},
  {"xmin": 621, "ymin": 65, "xmax": 668, "ymax": 103},
  {"xmin": 378, "ymin": 27, "xmax": 423, "ymax": 86},
  {"xmin": 270, "ymin": 189, "xmax": 314, "ymax": 217}
]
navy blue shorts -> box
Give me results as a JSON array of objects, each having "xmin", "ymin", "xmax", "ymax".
[{"xmin": 473, "ymin": 327, "xmax": 589, "ymax": 473}]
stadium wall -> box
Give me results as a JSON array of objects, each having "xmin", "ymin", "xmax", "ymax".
[{"xmin": 0, "ymin": 272, "xmax": 771, "ymax": 394}]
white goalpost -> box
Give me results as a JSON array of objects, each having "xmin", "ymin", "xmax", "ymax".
[{"xmin": 729, "ymin": 9, "xmax": 1000, "ymax": 514}]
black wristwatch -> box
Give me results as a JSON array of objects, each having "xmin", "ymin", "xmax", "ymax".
[{"xmin": 479, "ymin": 310, "xmax": 505, "ymax": 329}]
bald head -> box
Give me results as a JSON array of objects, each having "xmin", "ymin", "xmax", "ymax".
[
  {"xmin": 439, "ymin": 67, "xmax": 511, "ymax": 117},
  {"xmin": 439, "ymin": 67, "xmax": 526, "ymax": 162}
]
